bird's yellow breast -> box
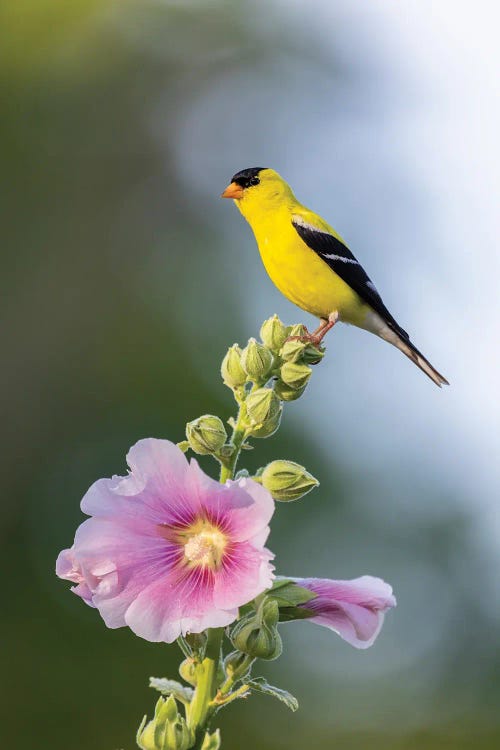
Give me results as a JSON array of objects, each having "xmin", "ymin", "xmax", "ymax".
[{"xmin": 246, "ymin": 205, "xmax": 370, "ymax": 326}]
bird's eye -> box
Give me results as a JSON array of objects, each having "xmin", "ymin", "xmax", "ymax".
[{"xmin": 249, "ymin": 176, "xmax": 260, "ymax": 187}]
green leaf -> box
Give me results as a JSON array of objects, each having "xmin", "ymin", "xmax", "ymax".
[
  {"xmin": 247, "ymin": 677, "xmax": 298, "ymax": 712},
  {"xmin": 149, "ymin": 677, "xmax": 194, "ymax": 704}
]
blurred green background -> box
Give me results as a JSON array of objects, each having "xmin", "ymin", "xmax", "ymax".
[{"xmin": 2, "ymin": 1, "xmax": 499, "ymax": 748}]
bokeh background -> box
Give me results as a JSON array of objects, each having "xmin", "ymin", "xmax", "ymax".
[{"xmin": 2, "ymin": 1, "xmax": 499, "ymax": 748}]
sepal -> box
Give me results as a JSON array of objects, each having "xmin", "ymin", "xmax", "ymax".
[{"xmin": 201, "ymin": 729, "xmax": 221, "ymax": 750}]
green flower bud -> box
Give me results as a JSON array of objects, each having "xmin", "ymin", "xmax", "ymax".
[
  {"xmin": 221, "ymin": 344, "xmax": 246, "ymax": 388},
  {"xmin": 230, "ymin": 598, "xmax": 282, "ymax": 661},
  {"xmin": 261, "ymin": 460, "xmax": 319, "ymax": 502},
  {"xmin": 245, "ymin": 388, "xmax": 282, "ymax": 438},
  {"xmin": 250, "ymin": 409, "xmax": 282, "ymax": 438},
  {"xmin": 280, "ymin": 361, "xmax": 312, "ymax": 390},
  {"xmin": 201, "ymin": 729, "xmax": 221, "ymax": 750},
  {"xmin": 302, "ymin": 343, "xmax": 325, "ymax": 365},
  {"xmin": 260, "ymin": 314, "xmax": 288, "ymax": 351},
  {"xmin": 137, "ymin": 696, "xmax": 179, "ymax": 750},
  {"xmin": 279, "ymin": 339, "xmax": 306, "ymax": 363},
  {"xmin": 274, "ymin": 380, "xmax": 307, "ymax": 402},
  {"xmin": 165, "ymin": 715, "xmax": 192, "ymax": 750},
  {"xmin": 178, "ymin": 657, "xmax": 198, "ymax": 686},
  {"xmin": 223, "ymin": 650, "xmax": 254, "ymax": 680},
  {"xmin": 186, "ymin": 415, "xmax": 227, "ymax": 455},
  {"xmin": 241, "ymin": 338, "xmax": 274, "ymax": 383},
  {"xmin": 286, "ymin": 323, "xmax": 306, "ymax": 339},
  {"xmin": 245, "ymin": 387, "xmax": 280, "ymax": 426}
]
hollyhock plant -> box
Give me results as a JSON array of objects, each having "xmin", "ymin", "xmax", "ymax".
[
  {"xmin": 57, "ymin": 438, "xmax": 275, "ymax": 642},
  {"xmin": 288, "ymin": 576, "xmax": 396, "ymax": 649},
  {"xmin": 56, "ymin": 315, "xmax": 396, "ymax": 750}
]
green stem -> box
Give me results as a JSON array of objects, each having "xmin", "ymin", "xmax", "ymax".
[
  {"xmin": 217, "ymin": 654, "xmax": 255, "ymax": 699},
  {"xmin": 187, "ymin": 628, "xmax": 224, "ymax": 745},
  {"xmin": 219, "ymin": 400, "xmax": 249, "ymax": 483}
]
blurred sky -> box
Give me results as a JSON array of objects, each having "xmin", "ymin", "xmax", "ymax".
[{"xmin": 2, "ymin": 2, "xmax": 499, "ymax": 749}]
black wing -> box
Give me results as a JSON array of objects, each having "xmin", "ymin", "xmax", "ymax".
[{"xmin": 291, "ymin": 217, "xmax": 409, "ymax": 340}]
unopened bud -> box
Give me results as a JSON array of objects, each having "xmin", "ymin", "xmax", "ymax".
[
  {"xmin": 280, "ymin": 361, "xmax": 312, "ymax": 390},
  {"xmin": 221, "ymin": 344, "xmax": 246, "ymax": 388},
  {"xmin": 274, "ymin": 380, "xmax": 306, "ymax": 402},
  {"xmin": 166, "ymin": 715, "xmax": 192, "ymax": 750},
  {"xmin": 137, "ymin": 695, "xmax": 180, "ymax": 750},
  {"xmin": 241, "ymin": 338, "xmax": 273, "ymax": 383},
  {"xmin": 186, "ymin": 415, "xmax": 227, "ymax": 455},
  {"xmin": 261, "ymin": 460, "xmax": 319, "ymax": 502},
  {"xmin": 302, "ymin": 343, "xmax": 325, "ymax": 365},
  {"xmin": 178, "ymin": 657, "xmax": 197, "ymax": 686},
  {"xmin": 279, "ymin": 339, "xmax": 306, "ymax": 363},
  {"xmin": 245, "ymin": 388, "xmax": 282, "ymax": 438},
  {"xmin": 201, "ymin": 729, "xmax": 221, "ymax": 750},
  {"xmin": 230, "ymin": 598, "xmax": 282, "ymax": 660},
  {"xmin": 223, "ymin": 650, "xmax": 254, "ymax": 680},
  {"xmin": 260, "ymin": 315, "xmax": 288, "ymax": 351},
  {"xmin": 287, "ymin": 323, "xmax": 306, "ymax": 339}
]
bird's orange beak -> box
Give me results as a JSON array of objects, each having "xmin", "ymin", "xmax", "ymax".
[{"xmin": 221, "ymin": 182, "xmax": 244, "ymax": 199}]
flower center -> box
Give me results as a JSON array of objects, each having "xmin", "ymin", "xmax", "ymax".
[{"xmin": 182, "ymin": 522, "xmax": 227, "ymax": 570}]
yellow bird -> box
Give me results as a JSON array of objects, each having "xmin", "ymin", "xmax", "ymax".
[{"xmin": 222, "ymin": 167, "xmax": 448, "ymax": 387}]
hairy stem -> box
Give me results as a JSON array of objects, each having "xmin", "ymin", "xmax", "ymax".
[
  {"xmin": 187, "ymin": 628, "xmax": 224, "ymax": 746},
  {"xmin": 219, "ymin": 398, "xmax": 250, "ymax": 483}
]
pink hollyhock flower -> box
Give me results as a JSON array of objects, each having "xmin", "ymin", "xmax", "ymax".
[
  {"xmin": 291, "ymin": 576, "xmax": 396, "ymax": 649},
  {"xmin": 56, "ymin": 439, "xmax": 275, "ymax": 642}
]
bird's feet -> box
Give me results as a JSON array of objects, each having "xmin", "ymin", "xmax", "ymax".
[{"xmin": 286, "ymin": 315, "xmax": 338, "ymax": 346}]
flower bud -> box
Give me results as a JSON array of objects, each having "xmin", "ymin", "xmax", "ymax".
[
  {"xmin": 137, "ymin": 695, "xmax": 182, "ymax": 750},
  {"xmin": 260, "ymin": 315, "xmax": 288, "ymax": 351},
  {"xmin": 286, "ymin": 323, "xmax": 306, "ymax": 339},
  {"xmin": 186, "ymin": 415, "xmax": 227, "ymax": 455},
  {"xmin": 245, "ymin": 388, "xmax": 280, "ymax": 427},
  {"xmin": 221, "ymin": 344, "xmax": 246, "ymax": 388},
  {"xmin": 261, "ymin": 460, "xmax": 319, "ymax": 502},
  {"xmin": 279, "ymin": 339, "xmax": 306, "ymax": 363},
  {"xmin": 223, "ymin": 650, "xmax": 254, "ymax": 680},
  {"xmin": 178, "ymin": 657, "xmax": 197, "ymax": 686},
  {"xmin": 274, "ymin": 380, "xmax": 306, "ymax": 402},
  {"xmin": 280, "ymin": 361, "xmax": 312, "ymax": 390},
  {"xmin": 240, "ymin": 338, "xmax": 274, "ymax": 383},
  {"xmin": 250, "ymin": 408, "xmax": 282, "ymax": 438},
  {"xmin": 201, "ymin": 729, "xmax": 221, "ymax": 750},
  {"xmin": 302, "ymin": 343, "xmax": 325, "ymax": 365},
  {"xmin": 245, "ymin": 388, "xmax": 282, "ymax": 438},
  {"xmin": 230, "ymin": 599, "xmax": 282, "ymax": 660},
  {"xmin": 165, "ymin": 715, "xmax": 192, "ymax": 750}
]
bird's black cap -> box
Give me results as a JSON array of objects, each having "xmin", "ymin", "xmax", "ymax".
[{"xmin": 230, "ymin": 167, "xmax": 266, "ymax": 188}]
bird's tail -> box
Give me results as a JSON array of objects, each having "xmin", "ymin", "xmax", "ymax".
[
  {"xmin": 389, "ymin": 332, "xmax": 449, "ymax": 387},
  {"xmin": 365, "ymin": 312, "xmax": 449, "ymax": 387}
]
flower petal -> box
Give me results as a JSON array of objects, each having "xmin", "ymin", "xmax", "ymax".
[
  {"xmin": 213, "ymin": 542, "xmax": 275, "ymax": 610},
  {"xmin": 57, "ymin": 438, "xmax": 277, "ymax": 642},
  {"xmin": 291, "ymin": 576, "xmax": 396, "ymax": 649},
  {"xmin": 123, "ymin": 566, "xmax": 237, "ymax": 642}
]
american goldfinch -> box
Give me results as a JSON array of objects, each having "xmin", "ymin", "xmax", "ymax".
[{"xmin": 222, "ymin": 167, "xmax": 448, "ymax": 387}]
